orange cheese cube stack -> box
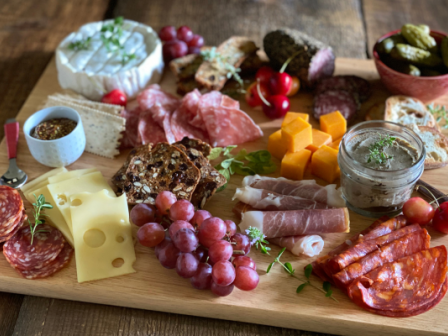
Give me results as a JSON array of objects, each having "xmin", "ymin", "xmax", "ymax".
[
  {"xmin": 311, "ymin": 145, "xmax": 340, "ymax": 183},
  {"xmin": 281, "ymin": 117, "xmax": 312, "ymax": 153},
  {"xmin": 281, "ymin": 149, "xmax": 312, "ymax": 180},
  {"xmin": 306, "ymin": 129, "xmax": 332, "ymax": 153},
  {"xmin": 267, "ymin": 130, "xmax": 288, "ymax": 160},
  {"xmin": 329, "ymin": 137, "xmax": 343, "ymax": 151},
  {"xmin": 320, "ymin": 111, "xmax": 347, "ymax": 140},
  {"xmin": 281, "ymin": 112, "xmax": 309, "ymax": 127}
]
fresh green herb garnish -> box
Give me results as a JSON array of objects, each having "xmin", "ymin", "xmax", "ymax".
[
  {"xmin": 208, "ymin": 146, "xmax": 277, "ymax": 191},
  {"xmin": 367, "ymin": 133, "xmax": 396, "ymax": 165},
  {"xmin": 100, "ymin": 16, "xmax": 136, "ymax": 65},
  {"xmin": 28, "ymin": 194, "xmax": 53, "ymax": 245},
  {"xmin": 265, "ymin": 248, "xmax": 338, "ymax": 301},
  {"xmin": 68, "ymin": 36, "xmax": 92, "ymax": 51},
  {"xmin": 245, "ymin": 227, "xmax": 271, "ymax": 254},
  {"xmin": 428, "ymin": 103, "xmax": 448, "ymax": 129},
  {"xmin": 201, "ymin": 47, "xmax": 245, "ymax": 92}
]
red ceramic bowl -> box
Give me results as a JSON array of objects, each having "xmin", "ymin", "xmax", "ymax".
[{"xmin": 373, "ymin": 29, "xmax": 448, "ymax": 102}]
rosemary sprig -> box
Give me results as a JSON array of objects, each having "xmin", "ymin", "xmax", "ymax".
[
  {"xmin": 68, "ymin": 36, "xmax": 92, "ymax": 51},
  {"xmin": 428, "ymin": 103, "xmax": 448, "ymax": 129},
  {"xmin": 245, "ymin": 227, "xmax": 271, "ymax": 254},
  {"xmin": 28, "ymin": 194, "xmax": 53, "ymax": 245},
  {"xmin": 367, "ymin": 133, "xmax": 396, "ymax": 165}
]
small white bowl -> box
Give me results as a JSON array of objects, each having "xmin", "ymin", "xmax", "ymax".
[{"xmin": 24, "ymin": 106, "xmax": 86, "ymax": 167}]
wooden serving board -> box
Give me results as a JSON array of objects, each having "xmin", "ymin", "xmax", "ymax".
[{"xmin": 1, "ymin": 57, "xmax": 448, "ymax": 336}]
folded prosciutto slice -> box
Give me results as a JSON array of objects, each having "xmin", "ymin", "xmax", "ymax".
[
  {"xmin": 268, "ymin": 235, "xmax": 324, "ymax": 257},
  {"xmin": 233, "ymin": 186, "xmax": 330, "ymax": 211},
  {"xmin": 242, "ymin": 175, "xmax": 344, "ymax": 208},
  {"xmin": 239, "ymin": 208, "xmax": 349, "ymax": 238}
]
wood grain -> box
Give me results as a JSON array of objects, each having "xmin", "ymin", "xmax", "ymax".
[
  {"xmin": 363, "ymin": 0, "xmax": 448, "ymax": 57},
  {"xmin": 114, "ymin": 0, "xmax": 367, "ymax": 59},
  {"xmin": 2, "ymin": 57, "xmax": 448, "ymax": 336}
]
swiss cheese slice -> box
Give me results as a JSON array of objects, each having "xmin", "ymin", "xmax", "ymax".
[
  {"xmin": 21, "ymin": 167, "xmax": 67, "ymax": 194},
  {"xmin": 69, "ymin": 190, "xmax": 136, "ymax": 282},
  {"xmin": 47, "ymin": 172, "xmax": 115, "ymax": 233},
  {"xmin": 48, "ymin": 168, "xmax": 97, "ymax": 184}
]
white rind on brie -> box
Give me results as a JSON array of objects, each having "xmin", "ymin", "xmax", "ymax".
[{"xmin": 56, "ymin": 19, "xmax": 164, "ymax": 100}]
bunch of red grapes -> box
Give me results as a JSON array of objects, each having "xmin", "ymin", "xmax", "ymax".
[
  {"xmin": 131, "ymin": 191, "xmax": 259, "ymax": 296},
  {"xmin": 158, "ymin": 25, "xmax": 204, "ymax": 62}
]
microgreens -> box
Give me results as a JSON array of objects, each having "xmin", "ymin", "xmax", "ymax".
[
  {"xmin": 245, "ymin": 227, "xmax": 271, "ymax": 254},
  {"xmin": 428, "ymin": 103, "xmax": 448, "ymax": 129},
  {"xmin": 367, "ymin": 133, "xmax": 396, "ymax": 165},
  {"xmin": 208, "ymin": 146, "xmax": 277, "ymax": 191},
  {"xmin": 68, "ymin": 36, "xmax": 92, "ymax": 51},
  {"xmin": 28, "ymin": 194, "xmax": 53, "ymax": 245},
  {"xmin": 266, "ymin": 248, "xmax": 338, "ymax": 301}
]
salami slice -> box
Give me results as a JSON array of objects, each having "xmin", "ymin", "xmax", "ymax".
[
  {"xmin": 314, "ymin": 75, "xmax": 371, "ymax": 102},
  {"xmin": 3, "ymin": 224, "xmax": 65, "ymax": 270},
  {"xmin": 0, "ymin": 186, "xmax": 24, "ymax": 236},
  {"xmin": 313, "ymin": 90, "xmax": 358, "ymax": 120},
  {"xmin": 348, "ymin": 246, "xmax": 448, "ymax": 314},
  {"xmin": 14, "ymin": 243, "xmax": 73, "ymax": 279},
  {"xmin": 0, "ymin": 211, "xmax": 26, "ymax": 243},
  {"xmin": 333, "ymin": 228, "xmax": 430, "ymax": 289},
  {"xmin": 138, "ymin": 110, "xmax": 168, "ymax": 145}
]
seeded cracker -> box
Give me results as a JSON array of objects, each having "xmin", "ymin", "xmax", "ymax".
[
  {"xmin": 49, "ymin": 93, "xmax": 124, "ymax": 116},
  {"xmin": 123, "ymin": 143, "xmax": 201, "ymax": 204},
  {"xmin": 44, "ymin": 96, "xmax": 125, "ymax": 158}
]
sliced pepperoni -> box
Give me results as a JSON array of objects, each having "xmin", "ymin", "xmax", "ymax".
[
  {"xmin": 15, "ymin": 243, "xmax": 73, "ymax": 279},
  {"xmin": 0, "ymin": 186, "xmax": 24, "ymax": 236},
  {"xmin": 313, "ymin": 90, "xmax": 358, "ymax": 120},
  {"xmin": 3, "ymin": 224, "xmax": 65, "ymax": 270},
  {"xmin": 0, "ymin": 211, "xmax": 26, "ymax": 243}
]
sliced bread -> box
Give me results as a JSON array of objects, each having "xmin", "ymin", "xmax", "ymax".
[
  {"xmin": 385, "ymin": 96, "xmax": 436, "ymax": 128},
  {"xmin": 414, "ymin": 126, "xmax": 448, "ymax": 169}
]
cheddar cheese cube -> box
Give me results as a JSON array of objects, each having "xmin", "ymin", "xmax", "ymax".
[
  {"xmin": 311, "ymin": 145, "xmax": 340, "ymax": 183},
  {"xmin": 306, "ymin": 129, "xmax": 332, "ymax": 153},
  {"xmin": 330, "ymin": 137, "xmax": 343, "ymax": 151},
  {"xmin": 268, "ymin": 130, "xmax": 288, "ymax": 160},
  {"xmin": 281, "ymin": 112, "xmax": 309, "ymax": 127},
  {"xmin": 320, "ymin": 111, "xmax": 347, "ymax": 140},
  {"xmin": 281, "ymin": 117, "xmax": 312, "ymax": 152},
  {"xmin": 281, "ymin": 149, "xmax": 312, "ymax": 180}
]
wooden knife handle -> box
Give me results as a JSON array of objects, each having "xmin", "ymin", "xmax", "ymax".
[
  {"xmin": 4, "ymin": 120, "xmax": 19, "ymax": 159},
  {"xmin": 415, "ymin": 179, "xmax": 448, "ymax": 204}
]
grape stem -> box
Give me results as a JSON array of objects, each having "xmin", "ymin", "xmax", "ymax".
[
  {"xmin": 416, "ymin": 185, "xmax": 440, "ymax": 209},
  {"xmin": 279, "ymin": 50, "xmax": 302, "ymax": 73},
  {"xmin": 256, "ymin": 80, "xmax": 271, "ymax": 107}
]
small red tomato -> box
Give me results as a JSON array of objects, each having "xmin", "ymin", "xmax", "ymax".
[
  {"xmin": 101, "ymin": 89, "xmax": 127, "ymax": 106},
  {"xmin": 255, "ymin": 66, "xmax": 275, "ymax": 85},
  {"xmin": 287, "ymin": 76, "xmax": 300, "ymax": 96},
  {"xmin": 269, "ymin": 72, "xmax": 293, "ymax": 95},
  {"xmin": 245, "ymin": 81, "xmax": 270, "ymax": 107},
  {"xmin": 433, "ymin": 202, "xmax": 448, "ymax": 234},
  {"xmin": 262, "ymin": 95, "xmax": 290, "ymax": 119},
  {"xmin": 158, "ymin": 26, "xmax": 177, "ymax": 42},
  {"xmin": 402, "ymin": 197, "xmax": 435, "ymax": 225}
]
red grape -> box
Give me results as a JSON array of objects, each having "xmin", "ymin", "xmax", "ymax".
[
  {"xmin": 137, "ymin": 223, "xmax": 165, "ymax": 247},
  {"xmin": 192, "ymin": 245, "xmax": 208, "ymax": 263},
  {"xmin": 169, "ymin": 220, "xmax": 194, "ymax": 238},
  {"xmin": 176, "ymin": 25, "xmax": 193, "ymax": 42},
  {"xmin": 231, "ymin": 233, "xmax": 251, "ymax": 256},
  {"xmin": 262, "ymin": 95, "xmax": 290, "ymax": 119},
  {"xmin": 163, "ymin": 40, "xmax": 188, "ymax": 62},
  {"xmin": 188, "ymin": 46, "xmax": 201, "ymax": 55},
  {"xmin": 208, "ymin": 240, "xmax": 233, "ymax": 264},
  {"xmin": 157, "ymin": 241, "xmax": 180, "ymax": 269},
  {"xmin": 224, "ymin": 220, "xmax": 237, "ymax": 237},
  {"xmin": 234, "ymin": 266, "xmax": 259, "ymax": 291},
  {"xmin": 433, "ymin": 202, "xmax": 448, "ymax": 234},
  {"xmin": 173, "ymin": 228, "xmax": 198, "ymax": 253},
  {"xmin": 190, "ymin": 263, "xmax": 212, "ymax": 289},
  {"xmin": 255, "ymin": 66, "xmax": 275, "ymax": 85},
  {"xmin": 269, "ymin": 72, "xmax": 292, "ymax": 95},
  {"xmin": 211, "ymin": 282, "xmax": 234, "ymax": 297},
  {"xmin": 402, "ymin": 197, "xmax": 435, "ymax": 225},
  {"xmin": 176, "ymin": 253, "xmax": 199, "ymax": 278},
  {"xmin": 155, "ymin": 191, "xmax": 177, "ymax": 215},
  {"xmin": 155, "ymin": 238, "xmax": 171, "ymax": 259},
  {"xmin": 169, "ymin": 200, "xmax": 195, "ymax": 221},
  {"xmin": 188, "ymin": 34, "xmax": 204, "ymax": 47},
  {"xmin": 130, "ymin": 204, "xmax": 156, "ymax": 227},
  {"xmin": 245, "ymin": 81, "xmax": 270, "ymax": 107},
  {"xmin": 199, "ymin": 217, "xmax": 226, "ymax": 241},
  {"xmin": 158, "ymin": 26, "xmax": 176, "ymax": 42},
  {"xmin": 101, "ymin": 89, "xmax": 127, "ymax": 106},
  {"xmin": 232, "ymin": 256, "xmax": 256, "ymax": 270},
  {"xmin": 190, "ymin": 210, "xmax": 212, "ymax": 229},
  {"xmin": 212, "ymin": 260, "xmax": 235, "ymax": 286},
  {"xmin": 197, "ymin": 234, "xmax": 219, "ymax": 248}
]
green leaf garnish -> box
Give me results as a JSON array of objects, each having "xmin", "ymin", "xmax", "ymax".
[
  {"xmin": 68, "ymin": 36, "xmax": 92, "ymax": 51},
  {"xmin": 28, "ymin": 194, "xmax": 53, "ymax": 245},
  {"xmin": 245, "ymin": 226, "xmax": 271, "ymax": 255},
  {"xmin": 296, "ymin": 283, "xmax": 307, "ymax": 293},
  {"xmin": 304, "ymin": 264, "xmax": 313, "ymax": 279},
  {"xmin": 367, "ymin": 133, "xmax": 396, "ymax": 166},
  {"xmin": 428, "ymin": 103, "xmax": 448, "ymax": 129}
]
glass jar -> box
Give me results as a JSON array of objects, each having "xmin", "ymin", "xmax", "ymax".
[{"xmin": 338, "ymin": 120, "xmax": 425, "ymax": 218}]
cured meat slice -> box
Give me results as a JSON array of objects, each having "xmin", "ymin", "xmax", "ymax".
[
  {"xmin": 239, "ymin": 208, "xmax": 350, "ymax": 238},
  {"xmin": 14, "ymin": 243, "xmax": 73, "ymax": 279},
  {"xmin": 198, "ymin": 91, "xmax": 263, "ymax": 147},
  {"xmin": 313, "ymin": 90, "xmax": 358, "ymax": 120},
  {"xmin": 120, "ymin": 107, "xmax": 143, "ymax": 149},
  {"xmin": 233, "ymin": 186, "xmax": 330, "ymax": 211},
  {"xmin": 137, "ymin": 84, "xmax": 179, "ymax": 125},
  {"xmin": 315, "ymin": 75, "xmax": 371, "ymax": 102},
  {"xmin": 333, "ymin": 228, "xmax": 430, "ymax": 288},
  {"xmin": 348, "ymin": 246, "xmax": 448, "ymax": 315},
  {"xmin": 3, "ymin": 225, "xmax": 65, "ymax": 270},
  {"xmin": 138, "ymin": 110, "xmax": 167, "ymax": 145},
  {"xmin": 242, "ymin": 175, "xmax": 344, "ymax": 208},
  {"xmin": 232, "ymin": 201, "xmax": 255, "ymax": 219},
  {"xmin": 268, "ymin": 235, "xmax": 324, "ymax": 257},
  {"xmin": 325, "ymin": 224, "xmax": 422, "ymax": 275},
  {"xmin": 182, "ymin": 89, "xmax": 207, "ymax": 132},
  {"xmin": 0, "ymin": 186, "xmax": 24, "ymax": 236},
  {"xmin": 0, "ymin": 211, "xmax": 26, "ymax": 243}
]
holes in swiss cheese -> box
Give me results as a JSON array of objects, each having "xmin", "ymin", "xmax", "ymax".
[
  {"xmin": 116, "ymin": 235, "xmax": 125, "ymax": 243},
  {"xmin": 112, "ymin": 258, "xmax": 124, "ymax": 268},
  {"xmin": 83, "ymin": 229, "xmax": 106, "ymax": 248},
  {"xmin": 57, "ymin": 194, "xmax": 67, "ymax": 205},
  {"xmin": 71, "ymin": 199, "xmax": 82, "ymax": 206}
]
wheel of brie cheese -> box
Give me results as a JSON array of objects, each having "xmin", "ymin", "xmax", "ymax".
[{"xmin": 56, "ymin": 19, "xmax": 164, "ymax": 101}]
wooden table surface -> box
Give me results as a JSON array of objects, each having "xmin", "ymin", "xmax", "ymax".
[{"xmin": 1, "ymin": 1, "xmax": 448, "ymax": 335}]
